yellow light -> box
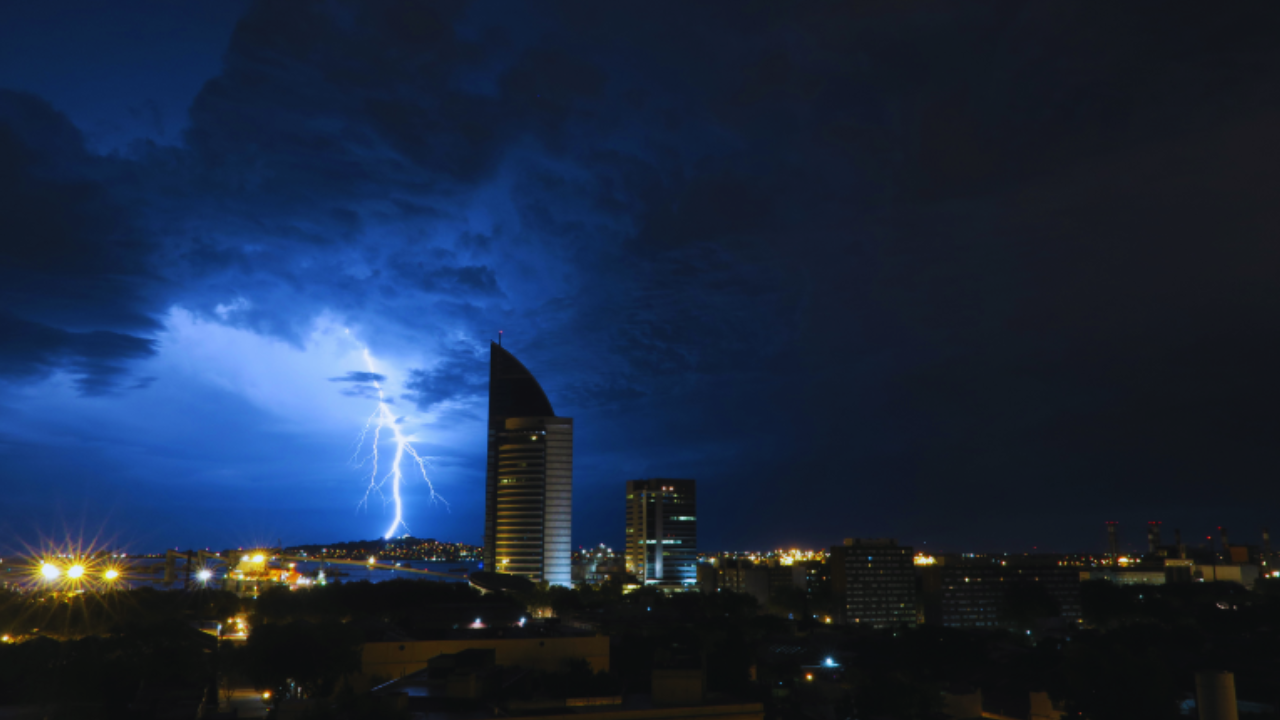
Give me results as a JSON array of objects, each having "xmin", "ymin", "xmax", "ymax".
[
  {"xmin": 40, "ymin": 563, "xmax": 60, "ymax": 579},
  {"xmin": 252, "ymin": 554, "xmax": 265, "ymax": 563},
  {"xmin": 262, "ymin": 691, "xmax": 272, "ymax": 700},
  {"xmin": 67, "ymin": 565, "xmax": 85, "ymax": 579},
  {"xmin": 805, "ymin": 674, "xmax": 813, "ymax": 681},
  {"xmin": 104, "ymin": 569, "xmax": 120, "ymax": 580},
  {"xmin": 241, "ymin": 555, "xmax": 250, "ymax": 562}
]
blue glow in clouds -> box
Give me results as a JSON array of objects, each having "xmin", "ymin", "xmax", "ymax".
[{"xmin": 349, "ymin": 335, "xmax": 448, "ymax": 538}]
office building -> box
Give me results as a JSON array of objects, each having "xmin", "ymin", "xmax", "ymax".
[
  {"xmin": 829, "ymin": 538, "xmax": 917, "ymax": 629},
  {"xmin": 918, "ymin": 557, "xmax": 1081, "ymax": 630},
  {"xmin": 713, "ymin": 558, "xmax": 770, "ymax": 605},
  {"xmin": 625, "ymin": 479, "xmax": 697, "ymax": 589},
  {"xmin": 483, "ymin": 342, "xmax": 573, "ymax": 586}
]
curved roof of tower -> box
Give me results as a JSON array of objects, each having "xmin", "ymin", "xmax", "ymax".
[{"xmin": 488, "ymin": 341, "xmax": 555, "ymax": 422}]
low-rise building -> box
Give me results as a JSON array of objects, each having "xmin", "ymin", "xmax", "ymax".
[{"xmin": 919, "ymin": 557, "xmax": 1081, "ymax": 630}]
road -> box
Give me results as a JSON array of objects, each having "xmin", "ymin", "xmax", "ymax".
[{"xmin": 221, "ymin": 688, "xmax": 270, "ymax": 718}]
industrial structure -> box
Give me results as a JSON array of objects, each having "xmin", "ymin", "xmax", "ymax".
[{"xmin": 482, "ymin": 341, "xmax": 573, "ymax": 586}]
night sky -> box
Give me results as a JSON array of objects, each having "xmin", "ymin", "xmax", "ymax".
[{"xmin": 2, "ymin": 2, "xmax": 1277, "ymax": 556}]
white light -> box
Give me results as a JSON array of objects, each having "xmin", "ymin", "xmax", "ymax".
[
  {"xmin": 198, "ymin": 569, "xmax": 213, "ymax": 581},
  {"xmin": 67, "ymin": 565, "xmax": 85, "ymax": 579},
  {"xmin": 354, "ymin": 346, "xmax": 447, "ymax": 540},
  {"xmin": 40, "ymin": 563, "xmax": 60, "ymax": 579}
]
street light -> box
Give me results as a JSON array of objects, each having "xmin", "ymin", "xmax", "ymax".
[
  {"xmin": 67, "ymin": 565, "xmax": 85, "ymax": 579},
  {"xmin": 40, "ymin": 563, "xmax": 60, "ymax": 579}
]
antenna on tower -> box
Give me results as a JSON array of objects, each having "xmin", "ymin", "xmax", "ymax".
[{"xmin": 498, "ymin": 330, "xmax": 503, "ymax": 347}]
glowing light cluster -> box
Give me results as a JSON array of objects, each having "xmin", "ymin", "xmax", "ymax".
[
  {"xmin": 349, "ymin": 342, "xmax": 447, "ymax": 538},
  {"xmin": 32, "ymin": 555, "xmax": 126, "ymax": 589}
]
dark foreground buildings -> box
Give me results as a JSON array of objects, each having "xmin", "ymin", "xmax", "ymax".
[
  {"xmin": 625, "ymin": 479, "xmax": 698, "ymax": 589},
  {"xmin": 483, "ymin": 342, "xmax": 573, "ymax": 586},
  {"xmin": 918, "ymin": 557, "xmax": 1082, "ymax": 631}
]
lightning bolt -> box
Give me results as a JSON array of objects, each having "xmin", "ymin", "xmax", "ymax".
[{"xmin": 350, "ymin": 342, "xmax": 448, "ymax": 539}]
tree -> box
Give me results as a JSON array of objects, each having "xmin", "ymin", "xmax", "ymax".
[
  {"xmin": 218, "ymin": 640, "xmax": 245, "ymax": 708},
  {"xmin": 241, "ymin": 620, "xmax": 363, "ymax": 702}
]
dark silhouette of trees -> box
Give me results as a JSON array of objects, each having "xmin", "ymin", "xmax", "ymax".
[{"xmin": 240, "ymin": 619, "xmax": 363, "ymax": 702}]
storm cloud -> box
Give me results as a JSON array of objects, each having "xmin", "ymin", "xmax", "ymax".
[{"xmin": 1, "ymin": 1, "xmax": 1278, "ymax": 550}]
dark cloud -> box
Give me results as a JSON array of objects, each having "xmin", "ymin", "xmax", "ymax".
[
  {"xmin": 0, "ymin": 91, "xmax": 160, "ymax": 393},
  {"xmin": 329, "ymin": 371, "xmax": 386, "ymax": 384},
  {"xmin": 0, "ymin": 312, "xmax": 157, "ymax": 395},
  {"xmin": 4, "ymin": 1, "xmax": 1280, "ymax": 550},
  {"xmin": 403, "ymin": 341, "xmax": 487, "ymax": 411},
  {"xmin": 329, "ymin": 370, "xmax": 387, "ymax": 401},
  {"xmin": 406, "ymin": 264, "xmax": 503, "ymax": 298}
]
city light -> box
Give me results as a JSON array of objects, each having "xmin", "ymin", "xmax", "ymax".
[
  {"xmin": 40, "ymin": 563, "xmax": 59, "ymax": 579},
  {"xmin": 104, "ymin": 569, "xmax": 120, "ymax": 580},
  {"xmin": 197, "ymin": 568, "xmax": 213, "ymax": 582},
  {"xmin": 252, "ymin": 554, "xmax": 264, "ymax": 563},
  {"xmin": 66, "ymin": 564, "xmax": 85, "ymax": 579}
]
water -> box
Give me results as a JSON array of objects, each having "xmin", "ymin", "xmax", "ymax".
[
  {"xmin": 288, "ymin": 559, "xmax": 479, "ymax": 584},
  {"xmin": 3, "ymin": 558, "xmax": 480, "ymax": 591}
]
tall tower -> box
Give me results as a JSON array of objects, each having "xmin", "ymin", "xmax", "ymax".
[
  {"xmin": 625, "ymin": 479, "xmax": 698, "ymax": 588},
  {"xmin": 483, "ymin": 342, "xmax": 573, "ymax": 586}
]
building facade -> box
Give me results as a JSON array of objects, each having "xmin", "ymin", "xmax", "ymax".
[
  {"xmin": 919, "ymin": 559, "xmax": 1082, "ymax": 630},
  {"xmin": 829, "ymin": 538, "xmax": 917, "ymax": 629},
  {"xmin": 483, "ymin": 342, "xmax": 572, "ymax": 586},
  {"xmin": 625, "ymin": 479, "xmax": 697, "ymax": 589},
  {"xmin": 713, "ymin": 558, "xmax": 770, "ymax": 605}
]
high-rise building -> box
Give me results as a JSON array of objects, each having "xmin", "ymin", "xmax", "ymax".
[
  {"xmin": 829, "ymin": 538, "xmax": 917, "ymax": 629},
  {"xmin": 483, "ymin": 342, "xmax": 572, "ymax": 586},
  {"xmin": 625, "ymin": 479, "xmax": 697, "ymax": 589}
]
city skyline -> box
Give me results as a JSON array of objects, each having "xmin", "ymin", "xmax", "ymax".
[{"xmin": 2, "ymin": 2, "xmax": 1278, "ymax": 554}]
